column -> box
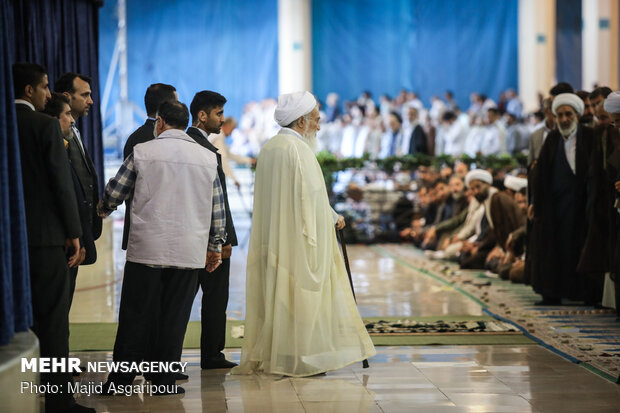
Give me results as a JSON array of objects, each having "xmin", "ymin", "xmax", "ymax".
[
  {"xmin": 278, "ymin": 0, "xmax": 312, "ymax": 94},
  {"xmin": 582, "ymin": 0, "xmax": 619, "ymax": 91},
  {"xmin": 518, "ymin": 0, "xmax": 556, "ymax": 112}
]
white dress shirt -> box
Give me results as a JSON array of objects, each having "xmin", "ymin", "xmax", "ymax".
[{"xmin": 562, "ymin": 128, "xmax": 577, "ymax": 174}]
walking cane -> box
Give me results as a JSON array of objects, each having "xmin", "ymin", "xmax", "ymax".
[{"xmin": 337, "ymin": 227, "xmax": 370, "ymax": 369}]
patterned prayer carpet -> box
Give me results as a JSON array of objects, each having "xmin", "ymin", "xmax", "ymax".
[
  {"xmin": 68, "ymin": 315, "xmax": 532, "ymax": 353},
  {"xmin": 373, "ymin": 244, "xmax": 620, "ymax": 383}
]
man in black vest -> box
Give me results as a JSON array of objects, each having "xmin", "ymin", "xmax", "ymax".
[
  {"xmin": 54, "ymin": 72, "xmax": 102, "ymax": 307},
  {"xmin": 13, "ymin": 62, "xmax": 93, "ymax": 413},
  {"xmin": 121, "ymin": 83, "xmax": 177, "ymax": 250},
  {"xmin": 187, "ymin": 91, "xmax": 238, "ymax": 369}
]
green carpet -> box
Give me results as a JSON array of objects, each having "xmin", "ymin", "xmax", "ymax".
[{"xmin": 69, "ymin": 316, "xmax": 533, "ymax": 351}]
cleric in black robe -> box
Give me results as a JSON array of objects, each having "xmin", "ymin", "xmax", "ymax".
[
  {"xmin": 531, "ymin": 93, "xmax": 594, "ymax": 305},
  {"xmin": 577, "ymin": 123, "xmax": 620, "ymax": 300},
  {"xmin": 580, "ymin": 92, "xmax": 620, "ymax": 315}
]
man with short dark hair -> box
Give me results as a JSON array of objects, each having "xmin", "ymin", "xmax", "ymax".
[
  {"xmin": 379, "ymin": 111, "xmax": 404, "ymax": 158},
  {"xmin": 576, "ymin": 90, "xmax": 595, "ymax": 127},
  {"xmin": 120, "ymin": 83, "xmax": 177, "ymax": 251},
  {"xmin": 123, "ymin": 83, "xmax": 178, "ymax": 159},
  {"xmin": 99, "ymin": 100, "xmax": 226, "ymax": 394},
  {"xmin": 528, "ymin": 97, "xmax": 555, "ymax": 167},
  {"xmin": 590, "ymin": 86, "xmax": 613, "ymax": 113},
  {"xmin": 480, "ymin": 108, "xmax": 506, "ymax": 155},
  {"xmin": 54, "ymin": 72, "xmax": 102, "ymax": 299},
  {"xmin": 441, "ymin": 111, "xmax": 466, "ymax": 156},
  {"xmin": 42, "ymin": 92, "xmax": 74, "ymax": 138},
  {"xmin": 186, "ymin": 91, "xmax": 238, "ymax": 369},
  {"xmin": 13, "ymin": 62, "xmax": 93, "ymax": 413},
  {"xmin": 549, "ymin": 82, "xmax": 574, "ymax": 97},
  {"xmin": 43, "ymin": 93, "xmax": 96, "ymax": 275}
]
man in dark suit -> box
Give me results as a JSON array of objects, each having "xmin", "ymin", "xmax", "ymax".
[
  {"xmin": 187, "ymin": 91, "xmax": 238, "ymax": 369},
  {"xmin": 405, "ymin": 105, "xmax": 429, "ymax": 155},
  {"xmin": 53, "ymin": 73, "xmax": 102, "ymax": 307},
  {"xmin": 121, "ymin": 83, "xmax": 177, "ymax": 250},
  {"xmin": 13, "ymin": 62, "xmax": 94, "ymax": 413},
  {"xmin": 43, "ymin": 93, "xmax": 96, "ymax": 273}
]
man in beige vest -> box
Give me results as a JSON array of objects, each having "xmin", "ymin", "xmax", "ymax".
[{"xmin": 97, "ymin": 100, "xmax": 226, "ymax": 394}]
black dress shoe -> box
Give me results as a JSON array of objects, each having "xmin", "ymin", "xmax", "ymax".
[
  {"xmin": 101, "ymin": 380, "xmax": 116, "ymax": 396},
  {"xmin": 201, "ymin": 359, "xmax": 238, "ymax": 369},
  {"xmin": 72, "ymin": 366, "xmax": 87, "ymax": 377}
]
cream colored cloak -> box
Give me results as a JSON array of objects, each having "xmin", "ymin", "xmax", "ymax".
[{"xmin": 232, "ymin": 128, "xmax": 375, "ymax": 377}]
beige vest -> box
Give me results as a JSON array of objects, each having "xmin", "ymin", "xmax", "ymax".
[{"xmin": 127, "ymin": 129, "xmax": 218, "ymax": 268}]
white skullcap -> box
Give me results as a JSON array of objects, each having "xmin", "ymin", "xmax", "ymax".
[
  {"xmin": 603, "ymin": 91, "xmax": 620, "ymax": 114},
  {"xmin": 552, "ymin": 93, "xmax": 584, "ymax": 116},
  {"xmin": 274, "ymin": 91, "xmax": 317, "ymax": 127},
  {"xmin": 465, "ymin": 169, "xmax": 493, "ymax": 187},
  {"xmin": 504, "ymin": 176, "xmax": 527, "ymax": 192}
]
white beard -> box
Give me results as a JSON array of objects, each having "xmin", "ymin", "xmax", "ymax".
[
  {"xmin": 302, "ymin": 127, "xmax": 318, "ymax": 153},
  {"xmin": 558, "ymin": 119, "xmax": 577, "ymax": 137}
]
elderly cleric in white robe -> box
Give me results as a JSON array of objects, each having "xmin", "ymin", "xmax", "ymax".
[{"xmin": 232, "ymin": 91, "xmax": 375, "ymax": 377}]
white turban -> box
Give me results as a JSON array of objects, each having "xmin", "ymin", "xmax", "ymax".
[
  {"xmin": 504, "ymin": 175, "xmax": 527, "ymax": 192},
  {"xmin": 274, "ymin": 91, "xmax": 317, "ymax": 127},
  {"xmin": 552, "ymin": 93, "xmax": 584, "ymax": 116},
  {"xmin": 603, "ymin": 91, "xmax": 620, "ymax": 114},
  {"xmin": 465, "ymin": 169, "xmax": 492, "ymax": 187}
]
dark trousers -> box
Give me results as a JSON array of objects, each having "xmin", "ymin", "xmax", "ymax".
[
  {"xmin": 198, "ymin": 258, "xmax": 230, "ymax": 364},
  {"xmin": 68, "ymin": 266, "xmax": 78, "ymax": 310},
  {"xmin": 29, "ymin": 246, "xmax": 75, "ymax": 413},
  {"xmin": 109, "ymin": 262, "xmax": 198, "ymax": 386}
]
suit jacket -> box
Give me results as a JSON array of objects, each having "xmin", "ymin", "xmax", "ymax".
[
  {"xmin": 121, "ymin": 118, "xmax": 156, "ymax": 250},
  {"xmin": 527, "ymin": 126, "xmax": 550, "ymax": 167},
  {"xmin": 15, "ymin": 103, "xmax": 82, "ymax": 245},
  {"xmin": 187, "ymin": 126, "xmax": 238, "ymax": 246},
  {"xmin": 69, "ymin": 163, "xmax": 96, "ymax": 264},
  {"xmin": 67, "ymin": 127, "xmax": 102, "ymax": 243},
  {"xmin": 123, "ymin": 118, "xmax": 156, "ymax": 159},
  {"xmin": 408, "ymin": 124, "xmax": 429, "ymax": 155}
]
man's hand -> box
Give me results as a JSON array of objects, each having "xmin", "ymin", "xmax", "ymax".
[
  {"xmin": 206, "ymin": 251, "xmax": 222, "ymax": 272},
  {"xmin": 65, "ymin": 238, "xmax": 81, "ymax": 268},
  {"xmin": 77, "ymin": 247, "xmax": 86, "ymax": 266},
  {"xmin": 336, "ymin": 215, "xmax": 346, "ymax": 230},
  {"xmin": 527, "ymin": 204, "xmax": 534, "ymax": 220},
  {"xmin": 96, "ymin": 200, "xmax": 108, "ymax": 218},
  {"xmin": 222, "ymin": 244, "xmax": 232, "ymax": 259},
  {"xmin": 615, "ymin": 180, "xmax": 620, "ymax": 192},
  {"xmin": 424, "ymin": 227, "xmax": 437, "ymax": 245}
]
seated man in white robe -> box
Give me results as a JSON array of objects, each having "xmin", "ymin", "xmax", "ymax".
[
  {"xmin": 232, "ymin": 91, "xmax": 376, "ymax": 377},
  {"xmin": 480, "ymin": 108, "xmax": 507, "ymax": 155}
]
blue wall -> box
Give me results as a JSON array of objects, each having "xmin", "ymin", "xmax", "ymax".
[
  {"xmin": 99, "ymin": 0, "xmax": 278, "ymax": 124},
  {"xmin": 312, "ymin": 0, "xmax": 519, "ymax": 110},
  {"xmin": 556, "ymin": 0, "xmax": 582, "ymax": 90}
]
